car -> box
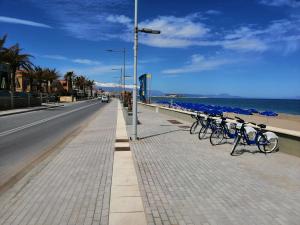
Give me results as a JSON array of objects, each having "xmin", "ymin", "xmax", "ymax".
[{"xmin": 101, "ymin": 95, "xmax": 109, "ymax": 103}]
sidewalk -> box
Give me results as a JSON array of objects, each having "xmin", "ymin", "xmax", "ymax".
[
  {"xmin": 1, "ymin": 101, "xmax": 300, "ymax": 225},
  {"xmin": 129, "ymin": 105, "xmax": 300, "ymax": 225},
  {"xmin": 0, "ymin": 100, "xmax": 117, "ymax": 225}
]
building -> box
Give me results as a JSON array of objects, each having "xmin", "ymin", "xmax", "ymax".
[
  {"xmin": 15, "ymin": 70, "xmax": 31, "ymax": 93},
  {"xmin": 0, "ymin": 63, "xmax": 10, "ymax": 91}
]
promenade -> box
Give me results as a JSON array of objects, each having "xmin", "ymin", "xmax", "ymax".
[
  {"xmin": 0, "ymin": 100, "xmax": 116, "ymax": 225},
  {"xmin": 0, "ymin": 100, "xmax": 300, "ymax": 225},
  {"xmin": 130, "ymin": 105, "xmax": 300, "ymax": 225}
]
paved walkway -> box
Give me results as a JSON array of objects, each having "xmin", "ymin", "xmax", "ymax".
[
  {"xmin": 0, "ymin": 100, "xmax": 117, "ymax": 225},
  {"xmin": 130, "ymin": 105, "xmax": 300, "ymax": 225}
]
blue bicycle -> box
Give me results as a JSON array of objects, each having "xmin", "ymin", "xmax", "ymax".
[
  {"xmin": 210, "ymin": 116, "xmax": 238, "ymax": 145},
  {"xmin": 231, "ymin": 117, "xmax": 279, "ymax": 155},
  {"xmin": 198, "ymin": 113, "xmax": 221, "ymax": 140},
  {"xmin": 190, "ymin": 112, "xmax": 208, "ymax": 134}
]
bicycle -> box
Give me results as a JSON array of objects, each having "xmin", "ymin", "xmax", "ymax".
[
  {"xmin": 198, "ymin": 113, "xmax": 222, "ymax": 140},
  {"xmin": 190, "ymin": 112, "xmax": 208, "ymax": 134},
  {"xmin": 210, "ymin": 116, "xmax": 238, "ymax": 145},
  {"xmin": 231, "ymin": 117, "xmax": 279, "ymax": 155}
]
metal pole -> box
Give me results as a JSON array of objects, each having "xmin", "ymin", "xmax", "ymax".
[
  {"xmin": 133, "ymin": 0, "xmax": 138, "ymax": 140},
  {"xmin": 120, "ymin": 68, "xmax": 122, "ymax": 99},
  {"xmin": 123, "ymin": 48, "xmax": 126, "ymax": 99}
]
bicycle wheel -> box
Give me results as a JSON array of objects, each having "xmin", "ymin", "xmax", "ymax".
[
  {"xmin": 198, "ymin": 126, "xmax": 208, "ymax": 139},
  {"xmin": 231, "ymin": 135, "xmax": 241, "ymax": 155},
  {"xmin": 210, "ymin": 128, "xmax": 224, "ymax": 145},
  {"xmin": 190, "ymin": 121, "xmax": 198, "ymax": 134},
  {"xmin": 257, "ymin": 135, "xmax": 278, "ymax": 153}
]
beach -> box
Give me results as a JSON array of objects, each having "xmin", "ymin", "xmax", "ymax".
[
  {"xmin": 152, "ymin": 97, "xmax": 300, "ymax": 132},
  {"xmin": 223, "ymin": 112, "xmax": 300, "ymax": 132}
]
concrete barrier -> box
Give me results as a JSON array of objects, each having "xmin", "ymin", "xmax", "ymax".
[
  {"xmin": 139, "ymin": 102, "xmax": 300, "ymax": 158},
  {"xmin": 59, "ymin": 96, "xmax": 75, "ymax": 102}
]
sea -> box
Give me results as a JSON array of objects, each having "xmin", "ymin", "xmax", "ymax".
[{"xmin": 151, "ymin": 97, "xmax": 300, "ymax": 115}]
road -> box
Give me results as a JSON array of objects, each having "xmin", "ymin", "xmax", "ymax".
[{"xmin": 0, "ymin": 99, "xmax": 107, "ymax": 189}]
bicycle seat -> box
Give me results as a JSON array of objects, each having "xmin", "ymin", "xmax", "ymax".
[
  {"xmin": 235, "ymin": 116, "xmax": 244, "ymax": 123},
  {"xmin": 257, "ymin": 124, "xmax": 266, "ymax": 129}
]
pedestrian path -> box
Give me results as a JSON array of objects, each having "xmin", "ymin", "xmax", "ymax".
[
  {"xmin": 130, "ymin": 105, "xmax": 300, "ymax": 225},
  {"xmin": 0, "ymin": 100, "xmax": 117, "ymax": 225}
]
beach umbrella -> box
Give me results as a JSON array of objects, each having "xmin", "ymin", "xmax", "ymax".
[
  {"xmin": 260, "ymin": 111, "xmax": 278, "ymax": 117},
  {"xmin": 248, "ymin": 108, "xmax": 259, "ymax": 114}
]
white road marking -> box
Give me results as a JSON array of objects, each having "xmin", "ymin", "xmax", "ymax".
[{"xmin": 0, "ymin": 102, "xmax": 100, "ymax": 137}]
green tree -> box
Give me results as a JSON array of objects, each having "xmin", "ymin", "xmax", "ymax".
[
  {"xmin": 2, "ymin": 44, "xmax": 33, "ymax": 92},
  {"xmin": 86, "ymin": 79, "xmax": 94, "ymax": 97},
  {"xmin": 64, "ymin": 71, "xmax": 75, "ymax": 95},
  {"xmin": 0, "ymin": 34, "xmax": 7, "ymax": 62}
]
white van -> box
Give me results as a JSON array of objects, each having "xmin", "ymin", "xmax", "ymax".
[{"xmin": 101, "ymin": 95, "xmax": 109, "ymax": 103}]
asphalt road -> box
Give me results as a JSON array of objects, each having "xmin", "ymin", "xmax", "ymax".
[{"xmin": 0, "ymin": 99, "xmax": 107, "ymax": 188}]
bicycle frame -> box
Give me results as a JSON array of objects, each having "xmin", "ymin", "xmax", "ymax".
[{"xmin": 237, "ymin": 126, "xmax": 264, "ymax": 146}]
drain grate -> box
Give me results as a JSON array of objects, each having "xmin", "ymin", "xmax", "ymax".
[{"xmin": 167, "ymin": 119, "xmax": 183, "ymax": 124}]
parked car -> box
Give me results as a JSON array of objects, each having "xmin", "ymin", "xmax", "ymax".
[{"xmin": 101, "ymin": 95, "xmax": 109, "ymax": 103}]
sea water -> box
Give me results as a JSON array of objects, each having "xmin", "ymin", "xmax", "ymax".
[{"xmin": 152, "ymin": 97, "xmax": 300, "ymax": 115}]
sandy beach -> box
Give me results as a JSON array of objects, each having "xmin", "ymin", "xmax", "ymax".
[
  {"xmin": 158, "ymin": 103, "xmax": 300, "ymax": 132},
  {"xmin": 223, "ymin": 112, "xmax": 300, "ymax": 132}
]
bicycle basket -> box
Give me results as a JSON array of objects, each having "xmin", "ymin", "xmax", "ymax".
[
  {"xmin": 236, "ymin": 123, "xmax": 243, "ymax": 129},
  {"xmin": 215, "ymin": 118, "xmax": 222, "ymax": 124},
  {"xmin": 226, "ymin": 122, "xmax": 235, "ymax": 129},
  {"xmin": 264, "ymin": 132, "xmax": 278, "ymax": 141},
  {"xmin": 245, "ymin": 126, "xmax": 257, "ymax": 141}
]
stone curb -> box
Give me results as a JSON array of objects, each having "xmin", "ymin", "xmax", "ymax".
[
  {"xmin": 0, "ymin": 105, "xmax": 63, "ymax": 117},
  {"xmin": 109, "ymin": 100, "xmax": 147, "ymax": 225}
]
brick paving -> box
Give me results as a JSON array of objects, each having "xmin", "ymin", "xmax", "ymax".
[
  {"xmin": 130, "ymin": 106, "xmax": 300, "ymax": 225},
  {"xmin": 0, "ymin": 100, "xmax": 117, "ymax": 225}
]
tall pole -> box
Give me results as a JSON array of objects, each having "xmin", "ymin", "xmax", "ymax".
[
  {"xmin": 120, "ymin": 68, "xmax": 122, "ymax": 99},
  {"xmin": 123, "ymin": 48, "xmax": 126, "ymax": 98},
  {"xmin": 133, "ymin": 0, "xmax": 138, "ymax": 140}
]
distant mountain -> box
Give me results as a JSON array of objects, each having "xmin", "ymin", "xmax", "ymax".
[
  {"xmin": 94, "ymin": 83, "xmax": 245, "ymax": 99},
  {"xmin": 154, "ymin": 93, "xmax": 242, "ymax": 99},
  {"xmin": 94, "ymin": 83, "xmax": 164, "ymax": 96}
]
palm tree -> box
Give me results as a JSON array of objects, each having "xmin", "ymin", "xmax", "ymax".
[
  {"xmin": 86, "ymin": 79, "xmax": 94, "ymax": 97},
  {"xmin": 75, "ymin": 75, "xmax": 90, "ymax": 98},
  {"xmin": 2, "ymin": 44, "xmax": 33, "ymax": 92},
  {"xmin": 64, "ymin": 71, "xmax": 75, "ymax": 95},
  {"xmin": 0, "ymin": 34, "xmax": 7, "ymax": 62},
  {"xmin": 45, "ymin": 68, "xmax": 60, "ymax": 93},
  {"xmin": 31, "ymin": 66, "xmax": 44, "ymax": 93}
]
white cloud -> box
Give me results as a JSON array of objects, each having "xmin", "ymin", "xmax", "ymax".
[
  {"xmin": 259, "ymin": 0, "xmax": 300, "ymax": 7},
  {"xmin": 43, "ymin": 54, "xmax": 68, "ymax": 60},
  {"xmin": 72, "ymin": 58, "xmax": 101, "ymax": 65},
  {"xmin": 94, "ymin": 82, "xmax": 120, "ymax": 88},
  {"xmin": 26, "ymin": 0, "xmax": 300, "ymax": 54},
  {"xmin": 162, "ymin": 54, "xmax": 237, "ymax": 74},
  {"xmin": 223, "ymin": 38, "xmax": 268, "ymax": 52},
  {"xmin": 0, "ymin": 16, "xmax": 52, "ymax": 28},
  {"xmin": 42, "ymin": 54, "xmax": 101, "ymax": 65},
  {"xmin": 95, "ymin": 81, "xmax": 135, "ymax": 89},
  {"xmin": 28, "ymin": 0, "xmax": 130, "ymax": 41},
  {"xmin": 223, "ymin": 18, "xmax": 300, "ymax": 53},
  {"xmin": 106, "ymin": 15, "xmax": 132, "ymax": 26},
  {"xmin": 138, "ymin": 15, "xmax": 209, "ymax": 48},
  {"xmin": 205, "ymin": 10, "xmax": 222, "ymax": 15}
]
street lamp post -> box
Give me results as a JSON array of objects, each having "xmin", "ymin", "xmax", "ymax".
[
  {"xmin": 132, "ymin": 0, "xmax": 160, "ymax": 140},
  {"xmin": 112, "ymin": 68, "xmax": 123, "ymax": 98},
  {"xmin": 106, "ymin": 49, "xmax": 126, "ymax": 100}
]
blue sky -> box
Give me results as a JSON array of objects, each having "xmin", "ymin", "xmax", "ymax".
[{"xmin": 0, "ymin": 0, "xmax": 300, "ymax": 98}]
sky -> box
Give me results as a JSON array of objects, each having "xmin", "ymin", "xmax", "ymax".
[{"xmin": 0, "ymin": 0, "xmax": 300, "ymax": 99}]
